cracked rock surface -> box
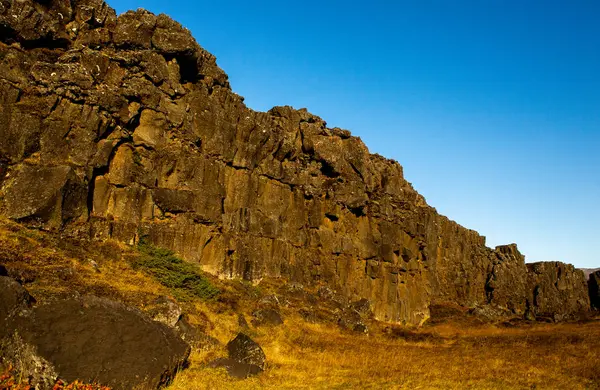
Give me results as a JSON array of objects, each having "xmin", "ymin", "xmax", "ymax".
[{"xmin": 0, "ymin": 0, "xmax": 591, "ymax": 324}]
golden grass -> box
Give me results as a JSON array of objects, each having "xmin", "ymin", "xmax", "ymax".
[
  {"xmin": 1, "ymin": 219, "xmax": 598, "ymax": 389},
  {"xmin": 169, "ymin": 317, "xmax": 600, "ymax": 390},
  {"xmin": 0, "ymin": 218, "xmax": 169, "ymax": 307}
]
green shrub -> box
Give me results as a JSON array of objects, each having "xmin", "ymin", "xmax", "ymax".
[{"xmin": 133, "ymin": 240, "xmax": 219, "ymax": 301}]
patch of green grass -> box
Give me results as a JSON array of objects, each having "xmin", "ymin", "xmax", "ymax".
[{"xmin": 133, "ymin": 240, "xmax": 219, "ymax": 301}]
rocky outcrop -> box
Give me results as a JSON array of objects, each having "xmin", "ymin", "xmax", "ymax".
[
  {"xmin": 1, "ymin": 293, "xmax": 190, "ymax": 389},
  {"xmin": 581, "ymin": 268, "xmax": 600, "ymax": 279},
  {"xmin": 483, "ymin": 244, "xmax": 530, "ymax": 316},
  {"xmin": 527, "ymin": 262, "xmax": 590, "ymax": 321},
  {"xmin": 588, "ymin": 271, "xmax": 600, "ymax": 310},
  {"xmin": 0, "ymin": 0, "xmax": 591, "ymax": 324}
]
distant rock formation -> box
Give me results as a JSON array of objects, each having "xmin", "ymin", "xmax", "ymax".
[
  {"xmin": 581, "ymin": 268, "xmax": 600, "ymax": 279},
  {"xmin": 0, "ymin": 0, "xmax": 591, "ymax": 324}
]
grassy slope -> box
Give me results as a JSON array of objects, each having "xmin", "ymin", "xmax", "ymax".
[{"xmin": 0, "ymin": 219, "xmax": 598, "ymax": 389}]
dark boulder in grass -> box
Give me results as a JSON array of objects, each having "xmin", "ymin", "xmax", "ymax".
[
  {"xmin": 1, "ymin": 295, "xmax": 190, "ymax": 390},
  {"xmin": 210, "ymin": 333, "xmax": 266, "ymax": 378},
  {"xmin": 227, "ymin": 333, "xmax": 266, "ymax": 370}
]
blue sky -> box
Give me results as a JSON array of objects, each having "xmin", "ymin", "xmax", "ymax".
[{"xmin": 110, "ymin": 0, "xmax": 599, "ymax": 268}]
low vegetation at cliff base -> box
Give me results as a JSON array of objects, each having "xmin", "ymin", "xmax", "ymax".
[
  {"xmin": 167, "ymin": 318, "xmax": 600, "ymax": 390},
  {"xmin": 133, "ymin": 239, "xmax": 220, "ymax": 301}
]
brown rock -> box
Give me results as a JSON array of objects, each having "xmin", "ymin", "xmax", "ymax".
[
  {"xmin": 148, "ymin": 295, "xmax": 182, "ymax": 327},
  {"xmin": 527, "ymin": 262, "xmax": 590, "ymax": 321},
  {"xmin": 0, "ymin": 0, "xmax": 591, "ymax": 326},
  {"xmin": 2, "ymin": 165, "xmax": 86, "ymax": 226},
  {"xmin": 1, "ymin": 295, "xmax": 190, "ymax": 390},
  {"xmin": 588, "ymin": 271, "xmax": 600, "ymax": 309},
  {"xmin": 227, "ymin": 333, "xmax": 266, "ymax": 370},
  {"xmin": 0, "ymin": 276, "xmax": 33, "ymax": 324}
]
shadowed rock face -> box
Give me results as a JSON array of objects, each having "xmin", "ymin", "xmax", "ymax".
[
  {"xmin": 1, "ymin": 295, "xmax": 190, "ymax": 390},
  {"xmin": 0, "ymin": 276, "xmax": 33, "ymax": 324},
  {"xmin": 527, "ymin": 262, "xmax": 590, "ymax": 321},
  {"xmin": 589, "ymin": 271, "xmax": 600, "ymax": 310},
  {"xmin": 0, "ymin": 0, "xmax": 590, "ymax": 324}
]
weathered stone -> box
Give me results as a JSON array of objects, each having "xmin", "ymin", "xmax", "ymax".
[
  {"xmin": 113, "ymin": 10, "xmax": 156, "ymax": 49},
  {"xmin": 0, "ymin": 276, "xmax": 33, "ymax": 324},
  {"xmin": 152, "ymin": 14, "xmax": 197, "ymax": 55},
  {"xmin": 133, "ymin": 109, "xmax": 167, "ymax": 148},
  {"xmin": 588, "ymin": 271, "xmax": 600, "ymax": 309},
  {"xmin": 149, "ymin": 295, "xmax": 182, "ymax": 327},
  {"xmin": 581, "ymin": 268, "xmax": 600, "ymax": 279},
  {"xmin": 257, "ymin": 294, "xmax": 282, "ymax": 308},
  {"xmin": 227, "ymin": 333, "xmax": 266, "ymax": 370},
  {"xmin": 1, "ymin": 295, "xmax": 190, "ymax": 390},
  {"xmin": 2, "ymin": 165, "xmax": 86, "ymax": 226},
  {"xmin": 485, "ymin": 244, "xmax": 529, "ymax": 315},
  {"xmin": 0, "ymin": 0, "xmax": 591, "ymax": 326},
  {"xmin": 527, "ymin": 262, "xmax": 590, "ymax": 321}
]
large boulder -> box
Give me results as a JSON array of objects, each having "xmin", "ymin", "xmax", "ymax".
[
  {"xmin": 1, "ymin": 295, "xmax": 190, "ymax": 390},
  {"xmin": 227, "ymin": 333, "xmax": 266, "ymax": 370}
]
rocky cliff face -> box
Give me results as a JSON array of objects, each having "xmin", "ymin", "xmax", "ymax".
[
  {"xmin": 0, "ymin": 0, "xmax": 591, "ymax": 325},
  {"xmin": 589, "ymin": 271, "xmax": 600, "ymax": 310}
]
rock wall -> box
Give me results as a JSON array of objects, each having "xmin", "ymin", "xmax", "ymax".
[
  {"xmin": 587, "ymin": 271, "xmax": 600, "ymax": 310},
  {"xmin": 526, "ymin": 262, "xmax": 590, "ymax": 321},
  {"xmin": 0, "ymin": 0, "xmax": 591, "ymax": 324}
]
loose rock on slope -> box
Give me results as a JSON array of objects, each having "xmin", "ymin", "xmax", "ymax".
[
  {"xmin": 209, "ymin": 333, "xmax": 266, "ymax": 379},
  {"xmin": 1, "ymin": 293, "xmax": 190, "ymax": 390}
]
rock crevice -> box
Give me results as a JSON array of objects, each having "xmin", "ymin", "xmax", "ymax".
[{"xmin": 0, "ymin": 0, "xmax": 591, "ymax": 324}]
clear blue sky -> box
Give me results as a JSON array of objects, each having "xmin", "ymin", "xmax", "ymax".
[{"xmin": 110, "ymin": 0, "xmax": 600, "ymax": 268}]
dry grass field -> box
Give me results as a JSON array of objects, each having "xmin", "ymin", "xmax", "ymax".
[
  {"xmin": 1, "ymin": 219, "xmax": 598, "ymax": 390},
  {"xmin": 168, "ymin": 316, "xmax": 600, "ymax": 390}
]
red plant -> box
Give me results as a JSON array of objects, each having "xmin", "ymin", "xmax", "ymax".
[
  {"xmin": 0, "ymin": 366, "xmax": 110, "ymax": 390},
  {"xmin": 0, "ymin": 365, "xmax": 31, "ymax": 390}
]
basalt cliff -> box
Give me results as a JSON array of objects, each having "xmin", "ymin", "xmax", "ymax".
[{"xmin": 0, "ymin": 0, "xmax": 592, "ymax": 325}]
